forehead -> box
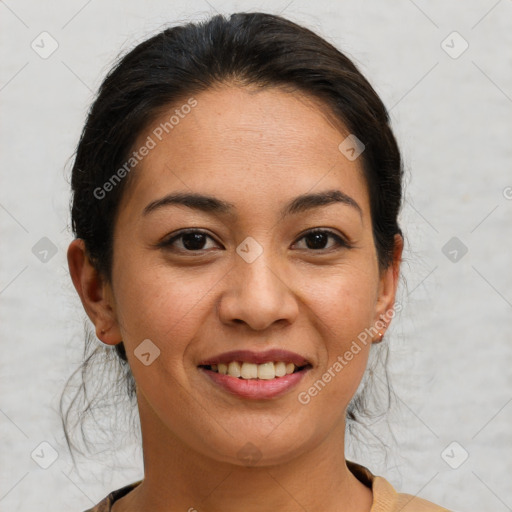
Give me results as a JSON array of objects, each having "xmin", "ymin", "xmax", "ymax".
[{"xmin": 119, "ymin": 85, "xmax": 370, "ymax": 221}]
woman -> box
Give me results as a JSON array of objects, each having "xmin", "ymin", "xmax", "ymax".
[{"xmin": 63, "ymin": 12, "xmax": 452, "ymax": 512}]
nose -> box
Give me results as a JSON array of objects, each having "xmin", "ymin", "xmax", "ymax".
[{"xmin": 217, "ymin": 251, "xmax": 299, "ymax": 331}]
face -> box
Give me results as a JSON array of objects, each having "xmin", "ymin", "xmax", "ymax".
[{"xmin": 77, "ymin": 85, "xmax": 400, "ymax": 466}]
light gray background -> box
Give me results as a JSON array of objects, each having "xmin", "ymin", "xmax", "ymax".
[{"xmin": 1, "ymin": 1, "xmax": 511, "ymax": 511}]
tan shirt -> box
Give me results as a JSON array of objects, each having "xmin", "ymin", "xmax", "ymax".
[{"xmin": 83, "ymin": 460, "xmax": 452, "ymax": 511}]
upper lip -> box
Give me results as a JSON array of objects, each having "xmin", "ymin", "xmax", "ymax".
[{"xmin": 198, "ymin": 349, "xmax": 311, "ymax": 367}]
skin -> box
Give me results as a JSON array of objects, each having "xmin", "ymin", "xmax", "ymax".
[{"xmin": 68, "ymin": 84, "xmax": 402, "ymax": 512}]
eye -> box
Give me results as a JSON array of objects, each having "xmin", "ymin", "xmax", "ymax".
[
  {"xmin": 293, "ymin": 229, "xmax": 350, "ymax": 251},
  {"xmin": 159, "ymin": 229, "xmax": 220, "ymax": 252},
  {"xmin": 158, "ymin": 228, "xmax": 351, "ymax": 254}
]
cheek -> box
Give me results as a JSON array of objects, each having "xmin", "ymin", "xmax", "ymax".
[
  {"xmin": 301, "ymin": 266, "xmax": 377, "ymax": 378},
  {"xmin": 111, "ymin": 256, "xmax": 220, "ymax": 355},
  {"xmin": 304, "ymin": 265, "xmax": 378, "ymax": 336},
  {"xmin": 296, "ymin": 275, "xmax": 375, "ymax": 416}
]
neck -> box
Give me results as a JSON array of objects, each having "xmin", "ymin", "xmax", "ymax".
[{"xmin": 113, "ymin": 393, "xmax": 372, "ymax": 512}]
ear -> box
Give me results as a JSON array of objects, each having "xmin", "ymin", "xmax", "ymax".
[
  {"xmin": 67, "ymin": 238, "xmax": 122, "ymax": 345},
  {"xmin": 373, "ymin": 233, "xmax": 403, "ymax": 341}
]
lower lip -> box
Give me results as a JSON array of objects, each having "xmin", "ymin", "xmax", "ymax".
[{"xmin": 199, "ymin": 367, "xmax": 309, "ymax": 400}]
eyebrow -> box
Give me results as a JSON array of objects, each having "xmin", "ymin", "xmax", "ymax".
[{"xmin": 143, "ymin": 189, "xmax": 362, "ymax": 219}]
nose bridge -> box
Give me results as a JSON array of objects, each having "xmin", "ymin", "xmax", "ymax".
[
  {"xmin": 218, "ymin": 237, "xmax": 298, "ymax": 330},
  {"xmin": 241, "ymin": 248, "xmax": 283, "ymax": 295}
]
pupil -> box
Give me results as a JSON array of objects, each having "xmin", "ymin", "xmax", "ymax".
[
  {"xmin": 183, "ymin": 233, "xmax": 206, "ymax": 250},
  {"xmin": 307, "ymin": 232, "xmax": 327, "ymax": 249}
]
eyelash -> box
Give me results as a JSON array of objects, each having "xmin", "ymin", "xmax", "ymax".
[{"xmin": 158, "ymin": 228, "xmax": 352, "ymax": 254}]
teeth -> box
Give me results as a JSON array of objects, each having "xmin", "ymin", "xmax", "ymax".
[
  {"xmin": 257, "ymin": 362, "xmax": 275, "ymax": 380},
  {"xmin": 241, "ymin": 362, "xmax": 258, "ymax": 379},
  {"xmin": 209, "ymin": 361, "xmax": 302, "ymax": 379},
  {"xmin": 274, "ymin": 361, "xmax": 287, "ymax": 377},
  {"xmin": 228, "ymin": 361, "xmax": 241, "ymax": 378}
]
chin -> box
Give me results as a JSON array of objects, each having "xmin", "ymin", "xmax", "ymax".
[{"xmin": 199, "ymin": 428, "xmax": 316, "ymax": 468}]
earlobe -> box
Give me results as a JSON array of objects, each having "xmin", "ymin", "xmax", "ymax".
[{"xmin": 67, "ymin": 239, "xmax": 122, "ymax": 346}]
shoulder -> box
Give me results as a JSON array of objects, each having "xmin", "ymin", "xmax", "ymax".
[
  {"xmin": 374, "ymin": 476, "xmax": 453, "ymax": 511},
  {"xmin": 81, "ymin": 480, "xmax": 142, "ymax": 512},
  {"xmin": 347, "ymin": 460, "xmax": 452, "ymax": 512}
]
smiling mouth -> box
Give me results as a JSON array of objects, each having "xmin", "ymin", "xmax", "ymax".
[{"xmin": 199, "ymin": 361, "xmax": 312, "ymax": 380}]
